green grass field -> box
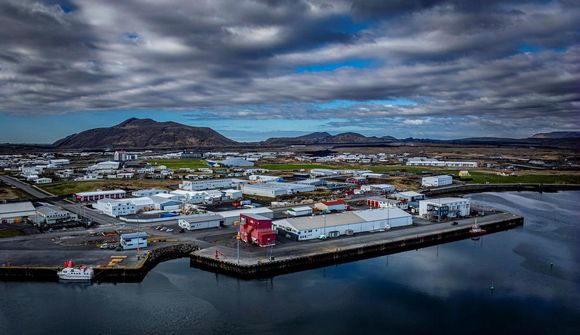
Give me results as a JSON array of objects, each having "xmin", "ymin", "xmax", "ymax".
[
  {"xmin": 145, "ymin": 159, "xmax": 207, "ymax": 169},
  {"xmin": 40, "ymin": 179, "xmax": 180, "ymax": 196},
  {"xmin": 259, "ymin": 163, "xmax": 454, "ymax": 174},
  {"xmin": 258, "ymin": 163, "xmax": 342, "ymax": 170},
  {"xmin": 468, "ymin": 172, "xmax": 580, "ymax": 184}
]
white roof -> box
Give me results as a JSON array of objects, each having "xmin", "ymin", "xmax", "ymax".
[
  {"xmin": 0, "ymin": 201, "xmax": 36, "ymax": 218},
  {"xmin": 213, "ymin": 207, "xmax": 273, "ymax": 219},
  {"xmin": 275, "ymin": 208, "xmax": 411, "ymax": 231},
  {"xmin": 396, "ymin": 191, "xmax": 423, "ymax": 197},
  {"xmin": 153, "ymin": 193, "xmax": 177, "ymax": 199},
  {"xmin": 420, "ymin": 197, "xmax": 469, "ymax": 205},
  {"xmin": 288, "ymin": 206, "xmax": 312, "ymax": 212},
  {"xmin": 354, "ymin": 208, "xmax": 410, "ymax": 221},
  {"xmin": 127, "ymin": 197, "xmax": 155, "ymax": 206},
  {"xmin": 243, "ymin": 182, "xmax": 313, "ymax": 190},
  {"xmin": 76, "ymin": 189, "xmax": 126, "ymax": 196},
  {"xmin": 179, "ymin": 214, "xmax": 223, "ymax": 223}
]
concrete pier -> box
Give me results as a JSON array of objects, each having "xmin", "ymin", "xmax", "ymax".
[{"xmin": 190, "ymin": 213, "xmax": 524, "ymax": 279}]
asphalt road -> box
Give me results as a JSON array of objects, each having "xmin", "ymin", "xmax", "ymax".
[
  {"xmin": 0, "ymin": 175, "xmax": 123, "ymax": 226},
  {"xmin": 0, "ymin": 175, "xmax": 52, "ymax": 199}
]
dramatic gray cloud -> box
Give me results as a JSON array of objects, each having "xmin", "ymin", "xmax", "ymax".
[{"xmin": 0, "ymin": 0, "xmax": 578, "ymax": 137}]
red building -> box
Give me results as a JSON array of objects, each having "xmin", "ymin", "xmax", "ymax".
[
  {"xmin": 74, "ymin": 189, "xmax": 126, "ymax": 201},
  {"xmin": 346, "ymin": 177, "xmax": 368, "ymax": 185},
  {"xmin": 239, "ymin": 213, "xmax": 276, "ymax": 247}
]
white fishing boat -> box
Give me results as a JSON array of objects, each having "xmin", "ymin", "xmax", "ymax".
[{"xmin": 57, "ymin": 260, "xmax": 94, "ymax": 281}]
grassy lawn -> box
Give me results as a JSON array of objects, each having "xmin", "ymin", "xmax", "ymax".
[
  {"xmin": 0, "ymin": 229, "xmax": 25, "ymax": 238},
  {"xmin": 468, "ymin": 172, "xmax": 580, "ymax": 184},
  {"xmin": 258, "ymin": 163, "xmax": 344, "ymax": 170},
  {"xmin": 40, "ymin": 179, "xmax": 181, "ymax": 196},
  {"xmin": 145, "ymin": 159, "xmax": 207, "ymax": 169},
  {"xmin": 259, "ymin": 163, "xmax": 456, "ymax": 174}
]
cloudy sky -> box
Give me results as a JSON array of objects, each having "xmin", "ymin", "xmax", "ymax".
[{"xmin": 0, "ymin": 0, "xmax": 579, "ymax": 143}]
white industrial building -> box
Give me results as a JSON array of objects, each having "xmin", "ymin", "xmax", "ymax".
[
  {"xmin": 286, "ymin": 206, "xmax": 313, "ymax": 217},
  {"xmin": 33, "ymin": 205, "xmax": 78, "ymax": 225},
  {"xmin": 219, "ymin": 158, "xmax": 254, "ymax": 167},
  {"xmin": 419, "ymin": 197, "xmax": 471, "ymax": 219},
  {"xmin": 241, "ymin": 182, "xmax": 315, "ymax": 198},
  {"xmin": 273, "ymin": 208, "xmax": 412, "ymax": 241},
  {"xmin": 127, "ymin": 197, "xmax": 156, "ymax": 212},
  {"xmin": 88, "ymin": 161, "xmax": 120, "ymax": 171},
  {"xmin": 120, "ymin": 232, "xmax": 148, "ymax": 250},
  {"xmin": 131, "ymin": 188, "xmax": 168, "ymax": 197},
  {"xmin": 310, "ymin": 168, "xmax": 340, "ymax": 177},
  {"xmin": 178, "ymin": 214, "xmax": 222, "ymax": 231},
  {"xmin": 0, "ymin": 201, "xmax": 36, "ymax": 224},
  {"xmin": 407, "ymin": 158, "xmax": 478, "ymax": 168},
  {"xmin": 361, "ymin": 184, "xmax": 396, "ymax": 193},
  {"xmin": 170, "ymin": 190, "xmax": 206, "ymax": 204},
  {"xmin": 94, "ymin": 199, "xmax": 136, "ymax": 217},
  {"xmin": 367, "ymin": 197, "xmax": 407, "ymax": 209},
  {"xmin": 393, "ymin": 191, "xmax": 425, "ymax": 202},
  {"xmin": 213, "ymin": 207, "xmax": 274, "ymax": 225},
  {"xmin": 421, "ymin": 175, "xmax": 453, "ymax": 187},
  {"xmin": 35, "ymin": 177, "xmax": 52, "ymax": 184},
  {"xmin": 223, "ymin": 189, "xmax": 243, "ymax": 200},
  {"xmin": 179, "ymin": 178, "xmax": 239, "ymax": 191},
  {"xmin": 248, "ymin": 175, "xmax": 283, "ymax": 183},
  {"xmin": 297, "ymin": 178, "xmax": 327, "ymax": 186},
  {"xmin": 150, "ymin": 196, "xmax": 181, "ymax": 211}
]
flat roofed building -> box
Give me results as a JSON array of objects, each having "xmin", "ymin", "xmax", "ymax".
[
  {"xmin": 366, "ymin": 197, "xmax": 406, "ymax": 209},
  {"xmin": 241, "ymin": 182, "xmax": 315, "ymax": 198},
  {"xmin": 178, "ymin": 214, "xmax": 222, "ymax": 231},
  {"xmin": 286, "ymin": 206, "xmax": 313, "ymax": 217},
  {"xmin": 273, "ymin": 208, "xmax": 412, "ymax": 241},
  {"xmin": 179, "ymin": 178, "xmax": 237, "ymax": 191},
  {"xmin": 213, "ymin": 207, "xmax": 274, "ymax": 226},
  {"xmin": 94, "ymin": 199, "xmax": 136, "ymax": 217},
  {"xmin": 34, "ymin": 205, "xmax": 78, "ymax": 225},
  {"xmin": 120, "ymin": 232, "xmax": 148, "ymax": 250},
  {"xmin": 131, "ymin": 188, "xmax": 168, "ymax": 197},
  {"xmin": 419, "ymin": 197, "xmax": 470, "ymax": 219},
  {"xmin": 75, "ymin": 189, "xmax": 126, "ymax": 201},
  {"xmin": 0, "ymin": 201, "xmax": 36, "ymax": 224},
  {"xmin": 240, "ymin": 213, "xmax": 276, "ymax": 247},
  {"xmin": 421, "ymin": 175, "xmax": 453, "ymax": 187},
  {"xmin": 393, "ymin": 191, "xmax": 425, "ymax": 202},
  {"xmin": 314, "ymin": 199, "xmax": 347, "ymax": 213},
  {"xmin": 361, "ymin": 184, "xmax": 396, "ymax": 193}
]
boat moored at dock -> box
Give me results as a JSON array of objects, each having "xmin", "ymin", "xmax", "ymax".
[{"xmin": 57, "ymin": 260, "xmax": 94, "ymax": 281}]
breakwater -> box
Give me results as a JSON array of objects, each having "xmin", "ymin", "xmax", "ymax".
[
  {"xmin": 190, "ymin": 215, "xmax": 523, "ymax": 279},
  {"xmin": 0, "ymin": 243, "xmax": 197, "ymax": 282}
]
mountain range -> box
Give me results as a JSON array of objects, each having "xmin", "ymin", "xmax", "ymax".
[{"xmin": 47, "ymin": 118, "xmax": 580, "ymax": 149}]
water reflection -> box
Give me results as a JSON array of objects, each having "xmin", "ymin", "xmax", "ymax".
[{"xmin": 1, "ymin": 191, "xmax": 579, "ymax": 335}]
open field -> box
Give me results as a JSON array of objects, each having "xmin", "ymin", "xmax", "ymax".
[
  {"xmin": 466, "ymin": 172, "xmax": 580, "ymax": 185},
  {"xmin": 40, "ymin": 179, "xmax": 181, "ymax": 196},
  {"xmin": 0, "ymin": 181, "xmax": 33, "ymax": 201},
  {"xmin": 145, "ymin": 159, "xmax": 207, "ymax": 169},
  {"xmin": 258, "ymin": 163, "xmax": 342, "ymax": 170}
]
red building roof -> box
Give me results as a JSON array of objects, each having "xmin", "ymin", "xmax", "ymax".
[{"xmin": 322, "ymin": 199, "xmax": 346, "ymax": 206}]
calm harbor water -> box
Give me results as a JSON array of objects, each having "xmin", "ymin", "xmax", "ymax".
[{"xmin": 1, "ymin": 191, "xmax": 579, "ymax": 335}]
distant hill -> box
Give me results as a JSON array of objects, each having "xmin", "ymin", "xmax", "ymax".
[
  {"xmin": 54, "ymin": 118, "xmax": 237, "ymax": 149},
  {"xmin": 263, "ymin": 131, "xmax": 392, "ymax": 145},
  {"xmin": 529, "ymin": 131, "xmax": 580, "ymax": 139}
]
